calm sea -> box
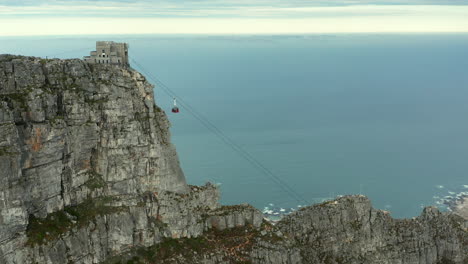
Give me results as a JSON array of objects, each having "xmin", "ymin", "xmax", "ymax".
[{"xmin": 2, "ymin": 34, "xmax": 468, "ymax": 218}]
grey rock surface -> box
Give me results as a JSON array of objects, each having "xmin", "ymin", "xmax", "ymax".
[
  {"xmin": 123, "ymin": 196, "xmax": 465, "ymax": 264},
  {"xmin": 0, "ymin": 55, "xmax": 466, "ymax": 264},
  {"xmin": 451, "ymin": 196, "xmax": 468, "ymax": 220},
  {"xmin": 276, "ymin": 195, "xmax": 467, "ymax": 264}
]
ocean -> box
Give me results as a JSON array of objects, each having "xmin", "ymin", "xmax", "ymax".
[{"xmin": 2, "ymin": 34, "xmax": 468, "ymax": 218}]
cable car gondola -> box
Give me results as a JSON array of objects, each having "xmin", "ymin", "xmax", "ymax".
[{"xmin": 171, "ymin": 98, "xmax": 179, "ymax": 113}]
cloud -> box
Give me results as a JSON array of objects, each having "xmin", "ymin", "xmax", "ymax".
[
  {"xmin": 2, "ymin": 2, "xmax": 468, "ymax": 18},
  {"xmin": 0, "ymin": 1, "xmax": 467, "ymax": 35},
  {"xmin": 1, "ymin": 13, "xmax": 468, "ymax": 36}
]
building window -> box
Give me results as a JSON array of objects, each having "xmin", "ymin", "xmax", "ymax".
[{"xmin": 102, "ymin": 49, "xmax": 105, "ymax": 53}]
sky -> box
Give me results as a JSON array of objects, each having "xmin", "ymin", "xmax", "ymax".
[{"xmin": 1, "ymin": 0, "xmax": 468, "ymax": 35}]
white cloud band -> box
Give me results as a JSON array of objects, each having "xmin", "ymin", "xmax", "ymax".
[{"xmin": 1, "ymin": 5, "xmax": 468, "ymax": 35}]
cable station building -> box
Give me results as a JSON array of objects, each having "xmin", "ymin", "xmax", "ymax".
[{"xmin": 83, "ymin": 41, "xmax": 129, "ymax": 66}]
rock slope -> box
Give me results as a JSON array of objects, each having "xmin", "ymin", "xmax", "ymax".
[
  {"xmin": 0, "ymin": 55, "xmax": 466, "ymax": 264},
  {"xmin": 451, "ymin": 197, "xmax": 468, "ymax": 220},
  {"xmin": 107, "ymin": 196, "xmax": 467, "ymax": 264}
]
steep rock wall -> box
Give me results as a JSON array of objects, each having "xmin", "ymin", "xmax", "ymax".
[{"xmin": 0, "ymin": 55, "xmax": 250, "ymax": 263}]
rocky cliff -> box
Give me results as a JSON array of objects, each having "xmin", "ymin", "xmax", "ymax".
[{"xmin": 0, "ymin": 55, "xmax": 466, "ymax": 264}]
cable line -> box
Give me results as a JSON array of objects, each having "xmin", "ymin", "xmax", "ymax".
[
  {"xmin": 37, "ymin": 46, "xmax": 323, "ymax": 206},
  {"xmin": 40, "ymin": 46, "xmax": 313, "ymax": 204},
  {"xmin": 130, "ymin": 58, "xmax": 310, "ymax": 205}
]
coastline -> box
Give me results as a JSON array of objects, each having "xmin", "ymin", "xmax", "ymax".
[{"xmin": 449, "ymin": 195, "xmax": 468, "ymax": 219}]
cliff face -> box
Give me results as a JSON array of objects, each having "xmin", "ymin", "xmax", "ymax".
[
  {"xmin": 0, "ymin": 55, "xmax": 262, "ymax": 263},
  {"xmin": 0, "ymin": 55, "xmax": 186, "ymax": 235},
  {"xmin": 0, "ymin": 55, "xmax": 466, "ymax": 264}
]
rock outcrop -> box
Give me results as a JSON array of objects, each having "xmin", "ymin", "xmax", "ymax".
[
  {"xmin": 0, "ymin": 55, "xmax": 466, "ymax": 264},
  {"xmin": 106, "ymin": 196, "xmax": 467, "ymax": 264},
  {"xmin": 451, "ymin": 196, "xmax": 468, "ymax": 220}
]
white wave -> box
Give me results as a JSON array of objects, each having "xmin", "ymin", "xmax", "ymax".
[
  {"xmin": 463, "ymin": 185, "xmax": 468, "ymax": 189},
  {"xmin": 436, "ymin": 185, "xmax": 444, "ymax": 189},
  {"xmin": 448, "ymin": 191, "xmax": 456, "ymax": 195}
]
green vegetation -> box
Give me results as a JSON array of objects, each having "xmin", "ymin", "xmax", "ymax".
[
  {"xmin": 0, "ymin": 92, "xmax": 30, "ymax": 111},
  {"xmin": 97, "ymin": 79, "xmax": 112, "ymax": 85},
  {"xmin": 0, "ymin": 146, "xmax": 17, "ymax": 156},
  {"xmin": 49, "ymin": 115, "xmax": 64, "ymax": 126},
  {"xmin": 84, "ymin": 171, "xmax": 107, "ymax": 190},
  {"xmin": 149, "ymin": 237, "xmax": 210, "ymax": 260},
  {"xmin": 0, "ymin": 146, "xmax": 9, "ymax": 156},
  {"xmin": 437, "ymin": 257, "xmax": 457, "ymax": 264},
  {"xmin": 350, "ymin": 220, "xmax": 363, "ymax": 231},
  {"xmin": 103, "ymin": 237, "xmax": 210, "ymax": 264},
  {"xmin": 317, "ymin": 199, "xmax": 335, "ymax": 208},
  {"xmin": 0, "ymin": 55, "xmax": 19, "ymax": 62},
  {"xmin": 134, "ymin": 112, "xmax": 151, "ymax": 122},
  {"xmin": 154, "ymin": 105, "xmax": 162, "ymax": 113},
  {"xmin": 210, "ymin": 205, "xmax": 251, "ymax": 216},
  {"xmin": 85, "ymin": 97, "xmax": 109, "ymax": 105},
  {"xmin": 37, "ymin": 84, "xmax": 57, "ymax": 95},
  {"xmin": 39, "ymin": 59, "xmax": 52, "ymax": 65},
  {"xmin": 26, "ymin": 197, "xmax": 126, "ymax": 246},
  {"xmin": 26, "ymin": 212, "xmax": 71, "ymax": 247},
  {"xmin": 104, "ymin": 226, "xmax": 259, "ymax": 264},
  {"xmin": 320, "ymin": 254, "xmax": 346, "ymax": 264}
]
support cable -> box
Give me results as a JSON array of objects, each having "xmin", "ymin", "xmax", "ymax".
[
  {"xmin": 33, "ymin": 46, "xmax": 323, "ymax": 206},
  {"xmin": 131, "ymin": 58, "xmax": 310, "ymax": 205}
]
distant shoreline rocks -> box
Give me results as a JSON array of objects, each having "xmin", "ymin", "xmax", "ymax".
[
  {"xmin": 432, "ymin": 184, "xmax": 468, "ymax": 219},
  {"xmin": 447, "ymin": 195, "xmax": 468, "ymax": 219}
]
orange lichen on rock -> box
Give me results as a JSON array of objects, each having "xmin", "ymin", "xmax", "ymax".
[
  {"xmin": 27, "ymin": 127, "xmax": 43, "ymax": 152},
  {"xmin": 81, "ymin": 159, "xmax": 91, "ymax": 170}
]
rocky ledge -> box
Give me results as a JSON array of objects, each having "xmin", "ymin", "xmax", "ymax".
[
  {"xmin": 451, "ymin": 196, "xmax": 468, "ymax": 220},
  {"xmin": 0, "ymin": 55, "xmax": 466, "ymax": 264}
]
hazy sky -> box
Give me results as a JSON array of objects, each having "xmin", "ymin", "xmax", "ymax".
[{"xmin": 1, "ymin": 0, "xmax": 468, "ymax": 35}]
